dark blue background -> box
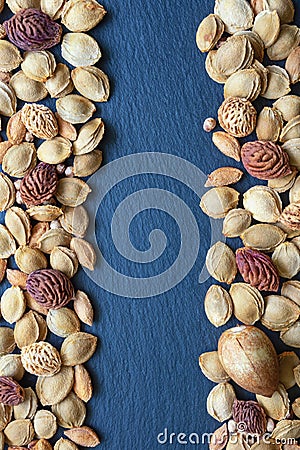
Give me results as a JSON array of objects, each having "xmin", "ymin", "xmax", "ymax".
[
  {"xmin": 1, "ymin": 1, "xmax": 300, "ymax": 449},
  {"xmin": 77, "ymin": 1, "xmax": 300, "ymax": 449}
]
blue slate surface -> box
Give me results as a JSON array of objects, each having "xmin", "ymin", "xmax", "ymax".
[
  {"xmin": 1, "ymin": 1, "xmax": 300, "ymax": 449},
  {"xmin": 90, "ymin": 1, "xmax": 300, "ymax": 448}
]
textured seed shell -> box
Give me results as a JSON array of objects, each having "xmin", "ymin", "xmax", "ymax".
[
  {"xmin": 0, "ymin": 41, "xmax": 22, "ymax": 72},
  {"xmin": 272, "ymin": 242, "xmax": 300, "ymax": 278},
  {"xmin": 261, "ymin": 295, "xmax": 300, "ymax": 331},
  {"xmin": 218, "ymin": 325, "xmax": 279, "ymax": 397},
  {"xmin": 267, "ymin": 25, "xmax": 300, "ymax": 61},
  {"xmin": 59, "ymin": 206, "xmax": 89, "ymax": 238},
  {"xmin": 33, "ymin": 410, "xmax": 57, "ymax": 439},
  {"xmin": 256, "ymin": 384, "xmax": 290, "ymax": 421},
  {"xmin": 14, "ymin": 311, "xmax": 46, "ymax": 349},
  {"xmin": 73, "ymin": 365, "xmax": 92, "ymax": 403},
  {"xmin": 241, "ymin": 224, "xmax": 286, "ymax": 252},
  {"xmin": 37, "ymin": 228, "xmax": 72, "ymax": 254},
  {"xmin": 212, "ymin": 132, "xmax": 241, "ymax": 161},
  {"xmin": 224, "ymin": 68, "xmax": 261, "ymax": 102},
  {"xmin": 218, "ymin": 96, "xmax": 257, "ymax": 138},
  {"xmin": 222, "ymin": 208, "xmax": 252, "ymax": 238},
  {"xmin": 279, "ymin": 352, "xmax": 300, "ymax": 389},
  {"xmin": 21, "ymin": 342, "xmax": 61, "ymax": 376},
  {"xmin": 261, "ymin": 66, "xmax": 291, "ymax": 100},
  {"xmin": 229, "ymin": 283, "xmax": 264, "ymax": 325},
  {"xmin": 13, "ymin": 387, "xmax": 37, "ymax": 420},
  {"xmin": 204, "ymin": 285, "xmax": 233, "ymax": 328},
  {"xmin": 205, "ymin": 167, "xmax": 243, "ymax": 187},
  {"xmin": 214, "ymin": 0, "xmax": 253, "ymax": 34},
  {"xmin": 2, "ymin": 143, "xmax": 37, "ymax": 178},
  {"xmin": 37, "ymin": 137, "xmax": 72, "ymax": 165},
  {"xmin": 64, "ymin": 427, "xmax": 100, "ymax": 447},
  {"xmin": 36, "ymin": 365, "xmax": 74, "ymax": 406},
  {"xmin": 47, "ymin": 308, "xmax": 80, "ymax": 338},
  {"xmin": 70, "ymin": 238, "xmax": 96, "ymax": 271},
  {"xmin": 199, "ymin": 351, "xmax": 230, "ymax": 384},
  {"xmin": 52, "ymin": 392, "xmax": 86, "ymax": 428},
  {"xmin": 0, "ymin": 355, "xmax": 24, "ymax": 381},
  {"xmin": 73, "ymin": 290, "xmax": 93, "ymax": 326},
  {"xmin": 21, "ymin": 103, "xmax": 58, "ymax": 140},
  {"xmin": 243, "ymin": 185, "xmax": 282, "ymax": 223},
  {"xmin": 73, "ymin": 150, "xmax": 103, "ymax": 177},
  {"xmin": 286, "ymin": 46, "xmax": 300, "ymax": 84},
  {"xmin": 207, "ymin": 382, "xmax": 236, "ymax": 422},
  {"xmin": 60, "ymin": 332, "xmax": 97, "ymax": 366},
  {"xmin": 0, "ymin": 225, "xmax": 16, "ymax": 258},
  {"xmin": 205, "ymin": 241, "xmax": 237, "ymax": 284},
  {"xmin": 1, "ymin": 287, "xmax": 26, "ymax": 324},
  {"xmin": 15, "ymin": 246, "xmax": 47, "ymax": 274},
  {"xmin": 279, "ymin": 203, "xmax": 300, "ymax": 235},
  {"xmin": 196, "ymin": 14, "xmax": 224, "ymax": 53},
  {"xmin": 253, "ymin": 10, "xmax": 280, "ymax": 48},
  {"xmin": 256, "ymin": 107, "xmax": 283, "ymax": 142},
  {"xmin": 10, "ymin": 71, "xmax": 48, "ymax": 102},
  {"xmin": 5, "ymin": 207, "xmax": 31, "ymax": 246},
  {"xmin": 44, "ymin": 63, "xmax": 72, "ymax": 98},
  {"xmin": 55, "ymin": 178, "xmax": 91, "ymax": 207},
  {"xmin": 281, "ymin": 322, "xmax": 300, "ymax": 348},
  {"xmin": 200, "ymin": 187, "xmax": 239, "ymax": 219},
  {"xmin": 71, "ymin": 66, "xmax": 109, "ymax": 102},
  {"xmin": 4, "ymin": 419, "xmax": 34, "ymax": 446},
  {"xmin": 61, "ymin": 33, "xmax": 101, "ymax": 67},
  {"xmin": 21, "ymin": 50, "xmax": 56, "ymax": 82},
  {"xmin": 6, "ymin": 269, "xmax": 28, "ymax": 289},
  {"xmin": 50, "ymin": 247, "xmax": 78, "ymax": 279},
  {"xmin": 73, "ymin": 118, "xmax": 104, "ymax": 155}
]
